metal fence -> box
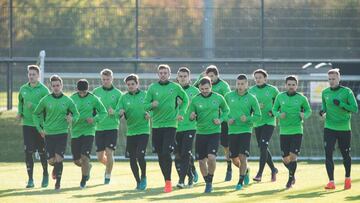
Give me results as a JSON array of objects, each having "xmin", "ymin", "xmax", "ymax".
[{"xmin": 1, "ymin": 0, "xmax": 360, "ymax": 109}]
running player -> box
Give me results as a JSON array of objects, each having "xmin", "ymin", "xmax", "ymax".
[
  {"xmin": 175, "ymin": 67, "xmax": 200, "ymax": 189},
  {"xmin": 204, "ymin": 65, "xmax": 232, "ymax": 181},
  {"xmin": 321, "ymin": 68, "xmax": 358, "ymax": 190},
  {"xmin": 272, "ymin": 75, "xmax": 312, "ymax": 189},
  {"xmin": 70, "ymin": 79, "xmax": 107, "ymax": 189},
  {"xmin": 116, "ymin": 74, "xmax": 150, "ymax": 191},
  {"xmin": 33, "ymin": 75, "xmax": 79, "ymax": 190},
  {"xmin": 17, "ymin": 65, "xmax": 50, "ymax": 188},
  {"xmin": 93, "ymin": 68, "xmax": 123, "ymax": 184},
  {"xmin": 225, "ymin": 74, "xmax": 261, "ymax": 190},
  {"xmin": 144, "ymin": 64, "xmax": 189, "ymax": 193},
  {"xmin": 189, "ymin": 77, "xmax": 229, "ymax": 193},
  {"xmin": 249, "ymin": 69, "xmax": 279, "ymax": 182}
]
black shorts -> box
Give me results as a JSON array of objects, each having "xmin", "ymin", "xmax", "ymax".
[
  {"xmin": 229, "ymin": 133, "xmax": 251, "ymax": 158},
  {"xmin": 152, "ymin": 127, "xmax": 176, "ymax": 154},
  {"xmin": 220, "ymin": 122, "xmax": 229, "ymax": 147},
  {"xmin": 255, "ymin": 125, "xmax": 275, "ymax": 148},
  {"xmin": 45, "ymin": 134, "xmax": 68, "ymax": 159},
  {"xmin": 23, "ymin": 125, "xmax": 45, "ymax": 153},
  {"xmin": 175, "ymin": 130, "xmax": 196, "ymax": 157},
  {"xmin": 280, "ymin": 134, "xmax": 302, "ymax": 157},
  {"xmin": 195, "ymin": 133, "xmax": 220, "ymax": 160},
  {"xmin": 126, "ymin": 134, "xmax": 149, "ymax": 158},
  {"xmin": 324, "ymin": 128, "xmax": 351, "ymax": 153},
  {"xmin": 95, "ymin": 129, "xmax": 118, "ymax": 152},
  {"xmin": 71, "ymin": 136, "xmax": 94, "ymax": 160}
]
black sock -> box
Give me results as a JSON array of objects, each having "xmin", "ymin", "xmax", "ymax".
[
  {"xmin": 39, "ymin": 152, "xmax": 48, "ymax": 176},
  {"xmin": 203, "ymin": 175, "xmax": 209, "ymax": 183},
  {"xmin": 54, "ymin": 162, "xmax": 63, "ymax": 185},
  {"xmin": 208, "ymin": 174, "xmax": 214, "ymax": 183},
  {"xmin": 138, "ymin": 157, "xmax": 146, "ymax": 179},
  {"xmin": 227, "ymin": 160, "xmax": 232, "ymax": 171},
  {"xmin": 238, "ymin": 175, "xmax": 245, "ymax": 185},
  {"xmin": 130, "ymin": 157, "xmax": 140, "ymax": 183},
  {"xmin": 25, "ymin": 152, "xmax": 34, "ymax": 180},
  {"xmin": 81, "ymin": 175, "xmax": 88, "ymax": 184},
  {"xmin": 288, "ymin": 161, "xmax": 297, "ymax": 177},
  {"xmin": 283, "ymin": 162, "xmax": 290, "ymax": 170}
]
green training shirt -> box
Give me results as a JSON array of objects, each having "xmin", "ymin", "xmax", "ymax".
[
  {"xmin": 144, "ymin": 81, "xmax": 189, "ymax": 128},
  {"xmin": 225, "ymin": 90, "xmax": 261, "ymax": 134},
  {"xmin": 33, "ymin": 93, "xmax": 79, "ymax": 135},
  {"xmin": 249, "ymin": 84, "xmax": 279, "ymax": 127},
  {"xmin": 92, "ymin": 85, "xmax": 123, "ymax": 131},
  {"xmin": 18, "ymin": 82, "xmax": 50, "ymax": 127},
  {"xmin": 272, "ymin": 92, "xmax": 312, "ymax": 135},
  {"xmin": 212, "ymin": 78, "xmax": 231, "ymax": 97},
  {"xmin": 321, "ymin": 86, "xmax": 358, "ymax": 131},
  {"xmin": 116, "ymin": 90, "xmax": 150, "ymax": 136},
  {"xmin": 177, "ymin": 85, "xmax": 200, "ymax": 132},
  {"xmin": 189, "ymin": 92, "xmax": 229, "ymax": 135},
  {"xmin": 70, "ymin": 92, "xmax": 107, "ymax": 138}
]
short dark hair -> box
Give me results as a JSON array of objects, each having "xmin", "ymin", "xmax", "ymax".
[
  {"xmin": 177, "ymin": 67, "xmax": 190, "ymax": 75},
  {"xmin": 199, "ymin": 76, "xmax": 212, "ymax": 86},
  {"xmin": 124, "ymin": 74, "xmax": 139, "ymax": 84},
  {"xmin": 50, "ymin": 74, "xmax": 63, "ymax": 84},
  {"xmin": 253, "ymin": 69, "xmax": 268, "ymax": 78},
  {"xmin": 205, "ymin": 65, "xmax": 219, "ymax": 76},
  {"xmin": 328, "ymin": 68, "xmax": 340, "ymax": 76},
  {"xmin": 285, "ymin": 75, "xmax": 298, "ymax": 84},
  {"xmin": 100, "ymin": 68, "xmax": 113, "ymax": 77},
  {"xmin": 77, "ymin": 79, "xmax": 89, "ymax": 91},
  {"xmin": 158, "ymin": 64, "xmax": 171, "ymax": 72},
  {"xmin": 237, "ymin": 74, "xmax": 248, "ymax": 80},
  {"xmin": 27, "ymin": 65, "xmax": 40, "ymax": 74}
]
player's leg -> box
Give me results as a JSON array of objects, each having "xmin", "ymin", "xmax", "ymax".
[
  {"xmin": 160, "ymin": 127, "xmax": 176, "ymax": 192},
  {"xmin": 195, "ymin": 134, "xmax": 210, "ymax": 192},
  {"xmin": 286, "ymin": 134, "xmax": 302, "ymax": 189},
  {"xmin": 174, "ymin": 132, "xmax": 183, "ymax": 184},
  {"xmin": 136, "ymin": 134, "xmax": 149, "ymax": 190},
  {"xmin": 324, "ymin": 128, "xmax": 337, "ymax": 189},
  {"xmin": 23, "ymin": 126, "xmax": 35, "ymax": 188},
  {"xmin": 104, "ymin": 130, "xmax": 118, "ymax": 184},
  {"xmin": 280, "ymin": 135, "xmax": 292, "ymax": 188},
  {"xmin": 338, "ymin": 130, "xmax": 352, "ymax": 189},
  {"xmin": 221, "ymin": 122, "xmax": 232, "ymax": 181},
  {"xmin": 53, "ymin": 134, "xmax": 67, "ymax": 190},
  {"xmin": 204, "ymin": 133, "xmax": 220, "ymax": 193},
  {"xmin": 95, "ymin": 131, "xmax": 107, "ymax": 165},
  {"xmin": 229, "ymin": 135, "xmax": 241, "ymax": 189},
  {"xmin": 34, "ymin": 126, "xmax": 49, "ymax": 188},
  {"xmin": 177, "ymin": 130, "xmax": 195, "ymax": 188},
  {"xmin": 79, "ymin": 136, "xmax": 93, "ymax": 188},
  {"xmin": 127, "ymin": 136, "xmax": 140, "ymax": 189}
]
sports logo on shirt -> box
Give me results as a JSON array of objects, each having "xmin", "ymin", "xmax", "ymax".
[
  {"xmin": 169, "ymin": 89, "xmax": 174, "ymax": 94},
  {"xmin": 111, "ymin": 95, "xmax": 116, "ymax": 100},
  {"xmin": 244, "ymin": 98, "xmax": 249, "ymax": 103},
  {"xmin": 265, "ymin": 91, "xmax": 270, "ymax": 97},
  {"xmin": 212, "ymin": 100, "xmax": 219, "ymax": 106}
]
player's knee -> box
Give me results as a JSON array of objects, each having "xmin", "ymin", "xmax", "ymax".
[
  {"xmin": 282, "ymin": 156, "xmax": 290, "ymax": 164},
  {"xmin": 289, "ymin": 153, "xmax": 297, "ymax": 162},
  {"xmin": 55, "ymin": 154, "xmax": 63, "ymax": 163},
  {"xmin": 340, "ymin": 147, "xmax": 351, "ymax": 158},
  {"xmin": 74, "ymin": 160, "xmax": 82, "ymax": 167},
  {"xmin": 48, "ymin": 158, "xmax": 55, "ymax": 166}
]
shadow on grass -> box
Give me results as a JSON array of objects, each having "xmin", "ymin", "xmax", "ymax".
[
  {"xmin": 0, "ymin": 184, "xmax": 103, "ymax": 198},
  {"xmin": 345, "ymin": 195, "xmax": 360, "ymax": 201}
]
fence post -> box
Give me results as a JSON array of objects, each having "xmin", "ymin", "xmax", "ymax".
[
  {"xmin": 7, "ymin": 0, "xmax": 13, "ymax": 110},
  {"xmin": 134, "ymin": 0, "xmax": 139, "ymax": 73},
  {"xmin": 39, "ymin": 50, "xmax": 46, "ymax": 83},
  {"xmin": 203, "ymin": 0, "xmax": 214, "ymax": 59}
]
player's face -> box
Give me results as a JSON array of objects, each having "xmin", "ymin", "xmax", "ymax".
[
  {"xmin": 177, "ymin": 71, "xmax": 190, "ymax": 86},
  {"xmin": 78, "ymin": 90, "xmax": 88, "ymax": 97},
  {"xmin": 28, "ymin": 69, "xmax": 39, "ymax": 84},
  {"xmin": 126, "ymin": 80, "xmax": 138, "ymax": 93},
  {"xmin": 101, "ymin": 75, "xmax": 113, "ymax": 88},
  {"xmin": 51, "ymin": 81, "xmax": 63, "ymax": 94},
  {"xmin": 286, "ymin": 80, "xmax": 298, "ymax": 93},
  {"xmin": 254, "ymin": 73, "xmax": 266, "ymax": 86},
  {"xmin": 158, "ymin": 68, "xmax": 170, "ymax": 82},
  {"xmin": 236, "ymin": 79, "xmax": 248, "ymax": 93},
  {"xmin": 199, "ymin": 83, "xmax": 212, "ymax": 96},
  {"xmin": 328, "ymin": 73, "xmax": 340, "ymax": 88},
  {"xmin": 206, "ymin": 72, "xmax": 218, "ymax": 84}
]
